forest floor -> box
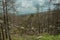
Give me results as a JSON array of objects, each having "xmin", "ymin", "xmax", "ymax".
[{"xmin": 11, "ymin": 34, "xmax": 60, "ymax": 40}]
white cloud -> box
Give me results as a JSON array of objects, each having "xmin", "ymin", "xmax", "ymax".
[
  {"xmin": 15, "ymin": 0, "xmax": 47, "ymax": 14},
  {"xmin": 52, "ymin": 0, "xmax": 60, "ymax": 4},
  {"xmin": 14, "ymin": 0, "xmax": 59, "ymax": 14},
  {"xmin": 21, "ymin": 0, "xmax": 33, "ymax": 8},
  {"xmin": 38, "ymin": 0, "xmax": 45, "ymax": 6},
  {"xmin": 39, "ymin": 0, "xmax": 45, "ymax": 2},
  {"xmin": 21, "ymin": 1, "xmax": 27, "ymax": 7}
]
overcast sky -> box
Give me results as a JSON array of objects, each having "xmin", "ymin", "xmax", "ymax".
[
  {"xmin": 0, "ymin": 0, "xmax": 60, "ymax": 15},
  {"xmin": 15, "ymin": 0, "xmax": 60, "ymax": 15}
]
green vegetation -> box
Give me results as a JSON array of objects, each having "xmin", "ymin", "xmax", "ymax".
[
  {"xmin": 12, "ymin": 34, "xmax": 60, "ymax": 40},
  {"xmin": 36, "ymin": 34, "xmax": 60, "ymax": 40}
]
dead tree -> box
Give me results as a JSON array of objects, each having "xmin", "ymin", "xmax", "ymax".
[
  {"xmin": 35, "ymin": 3, "xmax": 41, "ymax": 34},
  {"xmin": 2, "ymin": 0, "xmax": 11, "ymax": 40},
  {"xmin": 51, "ymin": 0, "xmax": 60, "ymax": 34},
  {"xmin": 0, "ymin": 23, "xmax": 5, "ymax": 40},
  {"xmin": 53, "ymin": 3, "xmax": 60, "ymax": 35}
]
